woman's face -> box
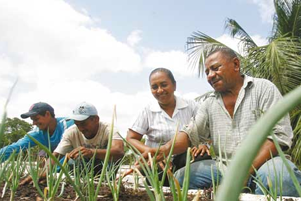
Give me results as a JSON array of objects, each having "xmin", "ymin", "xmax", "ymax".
[{"xmin": 149, "ymin": 71, "xmax": 176, "ymax": 106}]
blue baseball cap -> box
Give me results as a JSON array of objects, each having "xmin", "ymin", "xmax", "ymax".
[
  {"xmin": 68, "ymin": 102, "xmax": 98, "ymax": 121},
  {"xmin": 21, "ymin": 102, "xmax": 54, "ymax": 119}
]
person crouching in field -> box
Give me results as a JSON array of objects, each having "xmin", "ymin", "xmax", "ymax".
[
  {"xmin": 0, "ymin": 102, "xmax": 74, "ymax": 162},
  {"xmin": 20, "ymin": 102, "xmax": 124, "ymax": 184}
]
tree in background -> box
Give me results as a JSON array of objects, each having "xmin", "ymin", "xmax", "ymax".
[
  {"xmin": 0, "ymin": 117, "xmax": 32, "ymax": 148},
  {"xmin": 187, "ymin": 0, "xmax": 301, "ymax": 167}
]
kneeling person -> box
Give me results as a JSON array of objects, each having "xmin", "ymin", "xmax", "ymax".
[
  {"xmin": 20, "ymin": 102, "xmax": 124, "ymax": 185},
  {"xmin": 54, "ymin": 102, "xmax": 124, "ymax": 174}
]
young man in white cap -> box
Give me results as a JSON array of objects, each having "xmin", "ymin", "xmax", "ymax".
[
  {"xmin": 53, "ymin": 102, "xmax": 124, "ymax": 168},
  {"xmin": 0, "ymin": 102, "xmax": 74, "ymax": 162}
]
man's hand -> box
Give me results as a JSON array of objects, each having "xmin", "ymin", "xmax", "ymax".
[
  {"xmin": 19, "ymin": 175, "xmax": 33, "ymax": 186},
  {"xmin": 19, "ymin": 171, "xmax": 47, "ymax": 186},
  {"xmin": 68, "ymin": 146, "xmax": 94, "ymax": 159},
  {"xmin": 191, "ymin": 144, "xmax": 210, "ymax": 158}
]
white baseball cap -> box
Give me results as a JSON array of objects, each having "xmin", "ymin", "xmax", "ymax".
[{"xmin": 68, "ymin": 102, "xmax": 98, "ymax": 121}]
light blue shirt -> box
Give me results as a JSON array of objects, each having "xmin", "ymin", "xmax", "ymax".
[{"xmin": 0, "ymin": 117, "xmax": 74, "ymax": 162}]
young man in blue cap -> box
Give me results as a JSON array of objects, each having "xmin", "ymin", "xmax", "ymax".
[{"xmin": 0, "ymin": 102, "xmax": 74, "ymax": 162}]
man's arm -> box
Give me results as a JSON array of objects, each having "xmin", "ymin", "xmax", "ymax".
[
  {"xmin": 0, "ymin": 134, "xmax": 36, "ymax": 162},
  {"xmin": 250, "ymin": 139, "xmax": 278, "ymax": 175},
  {"xmin": 68, "ymin": 139, "xmax": 124, "ymax": 161}
]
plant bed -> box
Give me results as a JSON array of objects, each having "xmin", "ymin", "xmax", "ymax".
[{"xmin": 0, "ymin": 182, "xmax": 213, "ymax": 201}]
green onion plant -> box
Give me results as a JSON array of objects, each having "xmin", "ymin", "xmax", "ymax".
[
  {"xmin": 7, "ymin": 150, "xmax": 27, "ymax": 201},
  {"xmin": 106, "ymin": 156, "xmax": 127, "ymax": 201},
  {"xmin": 216, "ymin": 85, "xmax": 301, "ymax": 201},
  {"xmin": 26, "ymin": 134, "xmax": 84, "ymax": 200},
  {"xmin": 93, "ymin": 105, "xmax": 117, "ymax": 200}
]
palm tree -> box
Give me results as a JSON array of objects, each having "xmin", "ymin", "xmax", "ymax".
[{"xmin": 187, "ymin": 0, "xmax": 301, "ymax": 167}]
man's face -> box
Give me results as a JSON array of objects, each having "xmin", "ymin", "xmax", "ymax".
[
  {"xmin": 30, "ymin": 112, "xmax": 51, "ymax": 131},
  {"xmin": 205, "ymin": 51, "xmax": 239, "ymax": 92},
  {"xmin": 74, "ymin": 116, "xmax": 99, "ymax": 139}
]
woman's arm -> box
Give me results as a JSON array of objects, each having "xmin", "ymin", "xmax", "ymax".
[{"xmin": 126, "ymin": 129, "xmax": 154, "ymax": 154}]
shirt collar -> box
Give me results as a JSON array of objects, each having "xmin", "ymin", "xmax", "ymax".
[
  {"xmin": 208, "ymin": 74, "xmax": 254, "ymax": 98},
  {"xmin": 149, "ymin": 96, "xmax": 188, "ymax": 112},
  {"xmin": 242, "ymin": 74, "xmax": 254, "ymax": 89}
]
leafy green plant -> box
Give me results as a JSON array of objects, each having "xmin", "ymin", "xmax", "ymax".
[
  {"xmin": 106, "ymin": 156, "xmax": 127, "ymax": 201},
  {"xmin": 41, "ymin": 130, "xmax": 64, "ymax": 200},
  {"xmin": 26, "ymin": 144, "xmax": 45, "ymax": 199},
  {"xmin": 44, "ymin": 154, "xmax": 69, "ymax": 200},
  {"xmin": 120, "ymin": 138, "xmax": 167, "ymax": 200},
  {"xmin": 93, "ymin": 105, "xmax": 117, "ymax": 200},
  {"xmin": 1, "ymin": 151, "xmax": 27, "ymax": 201},
  {"xmin": 120, "ymin": 124, "xmax": 183, "ymax": 201},
  {"xmin": 216, "ymin": 85, "xmax": 301, "ymax": 201},
  {"xmin": 167, "ymin": 147, "xmax": 192, "ymax": 201},
  {"xmin": 70, "ymin": 152, "xmax": 98, "ymax": 200},
  {"xmin": 8, "ymin": 150, "xmax": 27, "ymax": 201},
  {"xmin": 252, "ymin": 154, "xmax": 284, "ymax": 200},
  {"xmin": 26, "ymin": 134, "xmax": 84, "ymax": 200}
]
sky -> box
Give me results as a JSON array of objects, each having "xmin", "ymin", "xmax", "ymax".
[{"xmin": 0, "ymin": 0, "xmax": 275, "ymax": 136}]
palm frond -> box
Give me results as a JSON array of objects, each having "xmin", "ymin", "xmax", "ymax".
[
  {"xmin": 271, "ymin": 0, "xmax": 301, "ymax": 39},
  {"xmin": 186, "ymin": 31, "xmax": 241, "ymax": 77},
  {"xmin": 243, "ymin": 37, "xmax": 301, "ymax": 95},
  {"xmin": 290, "ymin": 109, "xmax": 301, "ymax": 169},
  {"xmin": 224, "ymin": 18, "xmax": 258, "ymax": 53}
]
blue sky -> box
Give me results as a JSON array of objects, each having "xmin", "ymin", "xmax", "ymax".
[{"xmin": 0, "ymin": 0, "xmax": 274, "ymax": 135}]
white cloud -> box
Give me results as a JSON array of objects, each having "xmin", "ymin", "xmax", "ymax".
[
  {"xmin": 216, "ymin": 34, "xmax": 242, "ymax": 52},
  {"xmin": 216, "ymin": 34, "xmax": 268, "ymax": 54},
  {"xmin": 249, "ymin": 0, "xmax": 275, "ymax": 23},
  {"xmin": 6, "ymin": 79, "xmax": 153, "ymax": 136},
  {"xmin": 0, "ymin": 0, "xmax": 204, "ymax": 137},
  {"xmin": 144, "ymin": 50, "xmax": 198, "ymax": 78},
  {"xmin": 0, "ymin": 0, "xmax": 142, "ymax": 86},
  {"xmin": 0, "ymin": 0, "xmax": 145, "ymax": 136},
  {"xmin": 127, "ymin": 30, "xmax": 142, "ymax": 47},
  {"xmin": 142, "ymin": 33, "xmax": 268, "ymax": 83},
  {"xmin": 251, "ymin": 34, "xmax": 269, "ymax": 46}
]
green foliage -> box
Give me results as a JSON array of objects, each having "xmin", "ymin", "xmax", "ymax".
[
  {"xmin": 0, "ymin": 117, "xmax": 32, "ymax": 147},
  {"xmin": 0, "ymin": 79, "xmax": 18, "ymax": 150}
]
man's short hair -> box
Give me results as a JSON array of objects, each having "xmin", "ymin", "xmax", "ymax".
[{"xmin": 207, "ymin": 47, "xmax": 238, "ymax": 61}]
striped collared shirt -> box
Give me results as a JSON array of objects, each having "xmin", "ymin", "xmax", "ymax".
[
  {"xmin": 183, "ymin": 75, "xmax": 293, "ymax": 159},
  {"xmin": 130, "ymin": 96, "xmax": 198, "ymax": 148}
]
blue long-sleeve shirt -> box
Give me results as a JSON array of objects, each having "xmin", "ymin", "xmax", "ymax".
[{"xmin": 0, "ymin": 117, "xmax": 74, "ymax": 161}]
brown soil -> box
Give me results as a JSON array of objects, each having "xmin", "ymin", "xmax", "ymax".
[{"xmin": 0, "ymin": 182, "xmax": 213, "ymax": 201}]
